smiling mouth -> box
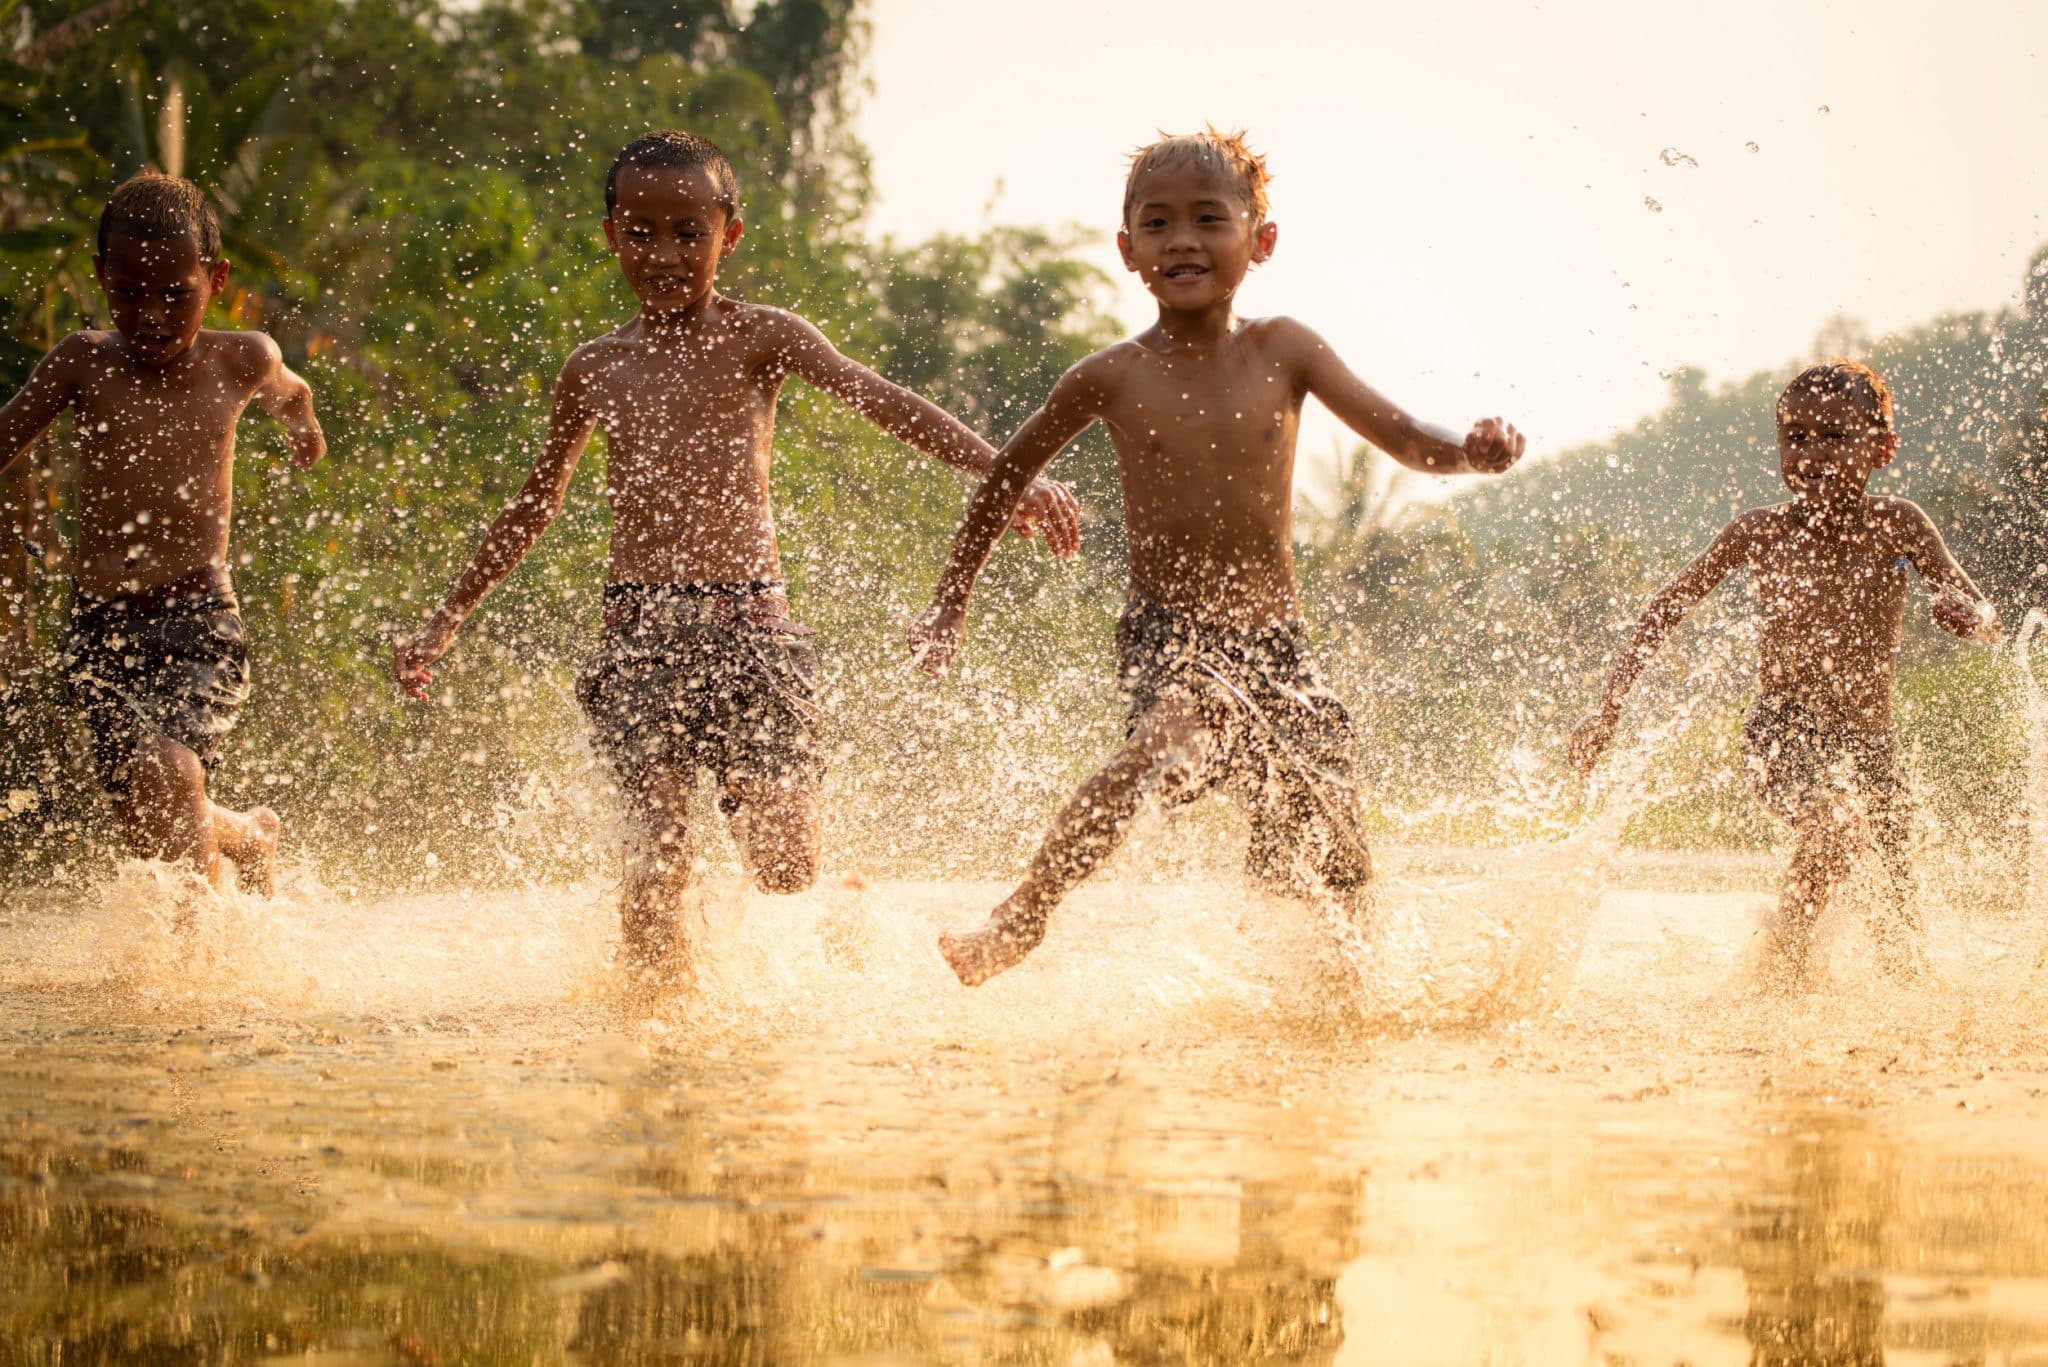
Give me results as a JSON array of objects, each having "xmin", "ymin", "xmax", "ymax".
[{"xmin": 1163, "ymin": 264, "xmax": 1209, "ymax": 280}]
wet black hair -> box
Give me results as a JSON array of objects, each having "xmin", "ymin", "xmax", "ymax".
[
  {"xmin": 98, "ymin": 171, "xmax": 221, "ymax": 261},
  {"xmin": 604, "ymin": 129, "xmax": 739, "ymax": 219}
]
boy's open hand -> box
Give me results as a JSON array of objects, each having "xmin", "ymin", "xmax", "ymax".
[
  {"xmin": 1465, "ymin": 417, "xmax": 1525, "ymax": 475},
  {"xmin": 290, "ymin": 426, "xmax": 327, "ymax": 469},
  {"xmin": 1008, "ymin": 478, "xmax": 1082, "ymax": 559},
  {"xmin": 907, "ymin": 601, "xmax": 966, "ymax": 678},
  {"xmin": 1567, "ymin": 711, "xmax": 1615, "ymax": 780},
  {"xmin": 1932, "ymin": 587, "xmax": 2001, "ymax": 644},
  {"xmin": 394, "ymin": 612, "xmax": 459, "ymax": 701}
]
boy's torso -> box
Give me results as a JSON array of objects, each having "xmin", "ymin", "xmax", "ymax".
[
  {"xmin": 1091, "ymin": 320, "xmax": 1306, "ymax": 631},
  {"xmin": 579, "ymin": 306, "xmax": 789, "ymax": 587},
  {"xmin": 1744, "ymin": 499, "xmax": 1913, "ymax": 731},
  {"xmin": 65, "ymin": 331, "xmax": 267, "ymax": 599}
]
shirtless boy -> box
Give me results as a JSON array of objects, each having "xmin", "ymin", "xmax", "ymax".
[
  {"xmin": 0, "ymin": 172, "xmax": 325, "ymax": 894},
  {"xmin": 393, "ymin": 130, "xmax": 1078, "ymax": 982},
  {"xmin": 1570, "ymin": 360, "xmax": 2000, "ymax": 988},
  {"xmin": 907, "ymin": 129, "xmax": 1524, "ymax": 986}
]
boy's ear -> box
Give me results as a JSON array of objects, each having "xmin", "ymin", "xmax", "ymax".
[
  {"xmin": 1116, "ymin": 228, "xmax": 1136, "ymax": 272},
  {"xmin": 721, "ymin": 215, "xmax": 743, "ymax": 257},
  {"xmin": 207, "ymin": 258, "xmax": 231, "ymax": 294},
  {"xmin": 601, "ymin": 216, "xmax": 620, "ymax": 254},
  {"xmin": 1252, "ymin": 220, "xmax": 1278, "ymax": 264},
  {"xmin": 1876, "ymin": 430, "xmax": 1900, "ymax": 468}
]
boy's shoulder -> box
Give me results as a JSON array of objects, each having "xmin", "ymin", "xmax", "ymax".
[
  {"xmin": 47, "ymin": 328, "xmax": 124, "ymax": 373},
  {"xmin": 202, "ymin": 328, "xmax": 285, "ymax": 385},
  {"xmin": 1865, "ymin": 493, "xmax": 1933, "ymax": 525}
]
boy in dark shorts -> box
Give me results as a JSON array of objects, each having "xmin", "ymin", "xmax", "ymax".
[
  {"xmin": 1570, "ymin": 360, "xmax": 2001, "ymax": 988},
  {"xmin": 394, "ymin": 130, "xmax": 1078, "ymax": 984},
  {"xmin": 0, "ymin": 173, "xmax": 326, "ymax": 894},
  {"xmin": 907, "ymin": 128, "xmax": 1524, "ymax": 985}
]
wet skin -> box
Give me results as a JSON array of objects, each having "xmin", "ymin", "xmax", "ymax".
[
  {"xmin": 0, "ymin": 232, "xmax": 324, "ymax": 599},
  {"xmin": 392, "ymin": 163, "xmax": 1079, "ymax": 977},
  {"xmin": 912, "ymin": 159, "xmax": 1524, "ymax": 985},
  {"xmin": 1572, "ymin": 388, "xmax": 1996, "ymax": 761},
  {"xmin": 1570, "ymin": 387, "xmax": 2000, "ymax": 986},
  {"xmin": 0, "ymin": 229, "xmax": 322, "ymax": 891}
]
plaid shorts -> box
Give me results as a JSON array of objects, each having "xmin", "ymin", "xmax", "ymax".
[
  {"xmin": 576, "ymin": 582, "xmax": 823, "ymax": 800},
  {"xmin": 61, "ymin": 573, "xmax": 248, "ymax": 798}
]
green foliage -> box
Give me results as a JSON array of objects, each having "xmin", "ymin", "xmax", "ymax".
[{"xmin": 0, "ymin": 0, "xmax": 1123, "ymax": 884}]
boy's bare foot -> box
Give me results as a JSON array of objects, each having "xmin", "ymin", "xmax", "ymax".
[
  {"xmin": 938, "ymin": 909, "xmax": 1045, "ymax": 987},
  {"xmin": 223, "ymin": 806, "xmax": 280, "ymax": 897}
]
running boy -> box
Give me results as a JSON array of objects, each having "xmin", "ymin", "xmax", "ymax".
[
  {"xmin": 1570, "ymin": 360, "xmax": 2000, "ymax": 987},
  {"xmin": 0, "ymin": 172, "xmax": 325, "ymax": 895},
  {"xmin": 907, "ymin": 129, "xmax": 1524, "ymax": 985},
  {"xmin": 393, "ymin": 130, "xmax": 1078, "ymax": 982}
]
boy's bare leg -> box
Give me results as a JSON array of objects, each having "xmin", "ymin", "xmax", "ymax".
[
  {"xmin": 724, "ymin": 779, "xmax": 820, "ymax": 894},
  {"xmin": 1766, "ymin": 799, "xmax": 1853, "ymax": 991},
  {"xmin": 619, "ymin": 761, "xmax": 698, "ymax": 984},
  {"xmin": 941, "ymin": 698, "xmax": 1210, "ymax": 986},
  {"xmin": 117, "ymin": 736, "xmax": 224, "ymax": 890},
  {"xmin": 1863, "ymin": 787, "xmax": 1924, "ymax": 980}
]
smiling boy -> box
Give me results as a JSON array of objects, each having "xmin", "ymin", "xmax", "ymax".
[
  {"xmin": 394, "ymin": 129, "xmax": 1079, "ymax": 985},
  {"xmin": 907, "ymin": 128, "xmax": 1524, "ymax": 986},
  {"xmin": 1570, "ymin": 360, "xmax": 2000, "ymax": 988},
  {"xmin": 0, "ymin": 172, "xmax": 326, "ymax": 895}
]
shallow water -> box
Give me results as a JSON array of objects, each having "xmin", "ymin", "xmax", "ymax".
[{"xmin": 5, "ymin": 837, "xmax": 2048, "ymax": 1365}]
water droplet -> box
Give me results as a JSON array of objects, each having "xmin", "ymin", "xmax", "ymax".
[
  {"xmin": 1745, "ymin": 140, "xmax": 1761, "ymax": 153},
  {"xmin": 1817, "ymin": 104, "xmax": 1830, "ymax": 114},
  {"xmin": 1643, "ymin": 196, "xmax": 1664, "ymax": 214},
  {"xmin": 1658, "ymin": 147, "xmax": 1697, "ymax": 168}
]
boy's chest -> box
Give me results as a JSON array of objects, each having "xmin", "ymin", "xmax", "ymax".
[
  {"xmin": 75, "ymin": 370, "xmax": 250, "ymax": 447},
  {"xmin": 1753, "ymin": 535, "xmax": 1909, "ymax": 621},
  {"xmin": 1107, "ymin": 356, "xmax": 1296, "ymax": 459},
  {"xmin": 589, "ymin": 350, "xmax": 775, "ymax": 438}
]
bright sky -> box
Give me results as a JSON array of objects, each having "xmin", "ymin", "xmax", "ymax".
[{"xmin": 855, "ymin": 0, "xmax": 2048, "ymax": 472}]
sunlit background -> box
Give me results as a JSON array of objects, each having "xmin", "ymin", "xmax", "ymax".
[{"xmin": 863, "ymin": 0, "xmax": 2048, "ymax": 467}]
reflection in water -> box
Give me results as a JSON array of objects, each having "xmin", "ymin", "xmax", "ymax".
[
  {"xmin": 1735, "ymin": 1102, "xmax": 1892, "ymax": 1366},
  {"xmin": 5, "ymin": 862, "xmax": 2048, "ymax": 1361}
]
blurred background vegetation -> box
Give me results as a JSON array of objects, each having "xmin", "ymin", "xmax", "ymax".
[{"xmin": 0, "ymin": 0, "xmax": 2041, "ymax": 894}]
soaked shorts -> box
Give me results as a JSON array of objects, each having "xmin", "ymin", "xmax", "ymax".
[
  {"xmin": 1742, "ymin": 693, "xmax": 1904, "ymax": 824},
  {"xmin": 576, "ymin": 582, "xmax": 824, "ymax": 803},
  {"xmin": 60, "ymin": 569, "xmax": 249, "ymax": 799},
  {"xmin": 1116, "ymin": 600, "xmax": 1369, "ymax": 890}
]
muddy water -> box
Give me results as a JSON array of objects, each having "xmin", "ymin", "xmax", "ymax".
[{"xmin": 5, "ymin": 835, "xmax": 2047, "ymax": 1366}]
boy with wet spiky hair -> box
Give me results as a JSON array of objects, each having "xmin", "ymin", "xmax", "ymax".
[
  {"xmin": 0, "ymin": 171, "xmax": 326, "ymax": 896},
  {"xmin": 1571, "ymin": 360, "xmax": 2001, "ymax": 989},
  {"xmin": 908, "ymin": 128, "xmax": 1525, "ymax": 986},
  {"xmin": 394, "ymin": 129, "xmax": 1080, "ymax": 986}
]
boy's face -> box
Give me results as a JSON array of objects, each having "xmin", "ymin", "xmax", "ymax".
[
  {"xmin": 1117, "ymin": 163, "xmax": 1275, "ymax": 312},
  {"xmin": 1776, "ymin": 388, "xmax": 1896, "ymax": 506},
  {"xmin": 94, "ymin": 230, "xmax": 228, "ymax": 368},
  {"xmin": 603, "ymin": 165, "xmax": 743, "ymax": 312}
]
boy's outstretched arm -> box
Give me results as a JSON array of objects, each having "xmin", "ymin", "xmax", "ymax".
[
  {"xmin": 392, "ymin": 355, "xmax": 598, "ymax": 700},
  {"xmin": 0, "ymin": 335, "xmax": 85, "ymax": 479},
  {"xmin": 1568, "ymin": 515, "xmax": 1759, "ymax": 778},
  {"xmin": 907, "ymin": 363, "xmax": 1105, "ymax": 677},
  {"xmin": 247, "ymin": 336, "xmax": 326, "ymax": 469},
  {"xmin": 766, "ymin": 311, "xmax": 1081, "ymax": 558},
  {"xmin": 1285, "ymin": 321, "xmax": 1525, "ymax": 475},
  {"xmin": 1883, "ymin": 497, "xmax": 2003, "ymax": 643}
]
